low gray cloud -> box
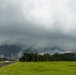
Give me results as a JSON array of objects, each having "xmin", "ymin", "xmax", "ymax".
[{"xmin": 0, "ymin": 0, "xmax": 76, "ymax": 56}]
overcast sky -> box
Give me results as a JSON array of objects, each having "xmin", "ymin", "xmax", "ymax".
[{"xmin": 0, "ymin": 0, "xmax": 76, "ymax": 51}]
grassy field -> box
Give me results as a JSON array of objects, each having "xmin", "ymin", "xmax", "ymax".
[
  {"xmin": 0, "ymin": 61, "xmax": 3, "ymax": 63},
  {"xmin": 0, "ymin": 62, "xmax": 76, "ymax": 75}
]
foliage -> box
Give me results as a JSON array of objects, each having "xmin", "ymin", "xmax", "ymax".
[
  {"xmin": 19, "ymin": 53, "xmax": 76, "ymax": 62},
  {"xmin": 0, "ymin": 57, "xmax": 12, "ymax": 61}
]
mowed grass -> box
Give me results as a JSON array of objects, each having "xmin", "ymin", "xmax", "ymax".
[
  {"xmin": 0, "ymin": 61, "xmax": 3, "ymax": 63},
  {"xmin": 0, "ymin": 62, "xmax": 76, "ymax": 75}
]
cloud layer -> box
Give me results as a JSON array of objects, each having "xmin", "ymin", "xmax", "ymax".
[{"xmin": 0, "ymin": 0, "xmax": 76, "ymax": 52}]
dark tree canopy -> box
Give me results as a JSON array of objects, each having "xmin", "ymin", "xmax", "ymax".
[{"xmin": 19, "ymin": 53, "xmax": 76, "ymax": 62}]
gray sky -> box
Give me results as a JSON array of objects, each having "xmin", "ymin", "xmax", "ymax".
[{"xmin": 0, "ymin": 0, "xmax": 76, "ymax": 51}]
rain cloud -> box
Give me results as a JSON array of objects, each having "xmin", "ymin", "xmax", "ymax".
[{"xmin": 0, "ymin": 0, "xmax": 76, "ymax": 57}]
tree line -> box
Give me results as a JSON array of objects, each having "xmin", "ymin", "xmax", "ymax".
[
  {"xmin": 0, "ymin": 57, "xmax": 12, "ymax": 61},
  {"xmin": 19, "ymin": 52, "xmax": 76, "ymax": 62}
]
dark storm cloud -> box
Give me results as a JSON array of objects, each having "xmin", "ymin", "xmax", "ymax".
[{"xmin": 0, "ymin": 0, "xmax": 76, "ymax": 56}]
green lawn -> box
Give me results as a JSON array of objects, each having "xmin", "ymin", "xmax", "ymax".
[
  {"xmin": 0, "ymin": 62, "xmax": 76, "ymax": 75},
  {"xmin": 0, "ymin": 61, "xmax": 3, "ymax": 63}
]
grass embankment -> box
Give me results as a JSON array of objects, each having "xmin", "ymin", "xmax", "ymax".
[
  {"xmin": 0, "ymin": 62, "xmax": 76, "ymax": 75},
  {"xmin": 0, "ymin": 61, "xmax": 3, "ymax": 63}
]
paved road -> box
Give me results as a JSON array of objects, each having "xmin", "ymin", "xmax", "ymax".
[{"xmin": 0, "ymin": 62, "xmax": 15, "ymax": 67}]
